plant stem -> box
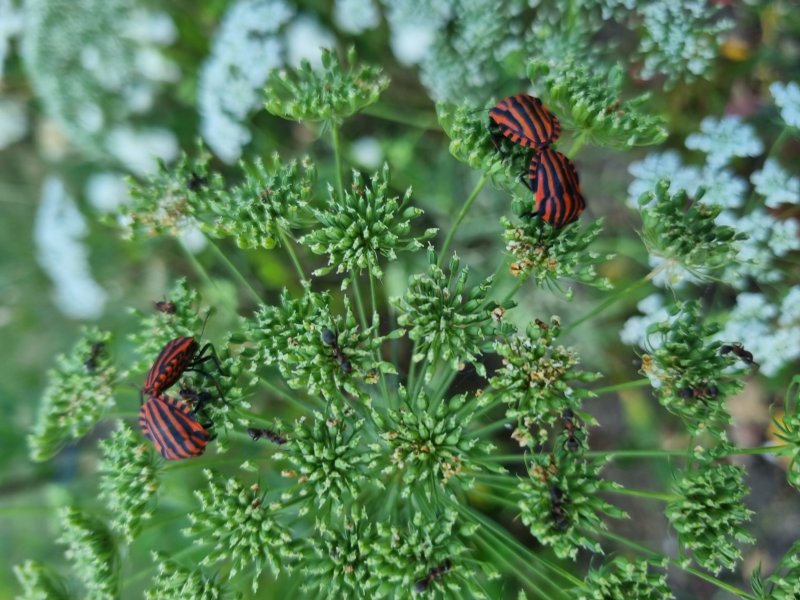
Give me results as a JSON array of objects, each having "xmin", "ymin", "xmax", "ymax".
[
  {"xmin": 362, "ymin": 104, "xmax": 438, "ymax": 130},
  {"xmin": 566, "ymin": 131, "xmax": 588, "ymax": 159},
  {"xmin": 563, "ymin": 273, "xmax": 653, "ymax": 335},
  {"xmin": 471, "ymin": 417, "xmax": 515, "ymax": 438},
  {"xmin": 331, "ymin": 122, "xmax": 345, "ymax": 203},
  {"xmin": 206, "ymin": 239, "xmax": 261, "ymax": 304},
  {"xmin": 259, "ymin": 378, "xmax": 321, "ymax": 411},
  {"xmin": 607, "ymin": 487, "xmax": 678, "ymax": 502},
  {"xmin": 587, "ymin": 448, "xmax": 688, "ymax": 460},
  {"xmin": 438, "ymin": 174, "xmax": 488, "ymax": 266},
  {"xmin": 278, "ymin": 229, "xmax": 309, "ymax": 286},
  {"xmin": 592, "ymin": 379, "xmax": 651, "ymax": 395},
  {"xmin": 368, "ymin": 271, "xmax": 391, "ymax": 402},
  {"xmin": 351, "ymin": 269, "xmax": 369, "ymax": 330},
  {"xmin": 482, "ymin": 453, "xmax": 528, "ymax": 463},
  {"xmin": 598, "ymin": 530, "xmax": 756, "ymax": 600},
  {"xmin": 179, "ymin": 239, "xmax": 219, "ymax": 293}
]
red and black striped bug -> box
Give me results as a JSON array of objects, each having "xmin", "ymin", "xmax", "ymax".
[
  {"xmin": 413, "ymin": 559, "xmax": 453, "ymax": 594},
  {"xmin": 525, "ymin": 147, "xmax": 586, "ymax": 228},
  {"xmin": 489, "ymin": 94, "xmax": 561, "ymax": 150},
  {"xmin": 142, "ymin": 336, "xmax": 226, "ymax": 399},
  {"xmin": 139, "ymin": 394, "xmax": 211, "ymax": 460},
  {"xmin": 247, "ymin": 427, "xmax": 287, "ymax": 445}
]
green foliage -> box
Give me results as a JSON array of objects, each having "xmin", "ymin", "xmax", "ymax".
[
  {"xmin": 751, "ymin": 542, "xmax": 800, "ymax": 600},
  {"xmin": 145, "ymin": 553, "xmax": 242, "ymax": 600},
  {"xmin": 502, "ymin": 208, "xmax": 613, "ymax": 296},
  {"xmin": 28, "ymin": 328, "xmax": 117, "ymax": 462},
  {"xmin": 528, "ymin": 57, "xmax": 667, "ymax": 149},
  {"xmin": 374, "ymin": 388, "xmax": 502, "ymax": 500},
  {"xmin": 274, "ymin": 412, "xmax": 378, "ymax": 516},
  {"xmin": 264, "ymin": 47, "xmax": 389, "ymax": 124},
  {"xmin": 576, "ymin": 557, "xmax": 674, "ymax": 600},
  {"xmin": 395, "ymin": 249, "xmax": 512, "ymax": 378},
  {"xmin": 13, "ymin": 561, "xmax": 72, "ymax": 600},
  {"xmin": 198, "ymin": 153, "xmax": 316, "ymax": 250},
  {"xmin": 641, "ymin": 300, "xmax": 742, "ymax": 440},
  {"xmin": 301, "ymin": 164, "xmax": 436, "ymax": 280},
  {"xmin": 245, "ymin": 288, "xmax": 394, "ymax": 402},
  {"xmin": 57, "ymin": 507, "xmax": 119, "ymax": 600},
  {"xmin": 667, "ymin": 464, "xmax": 754, "ymax": 575},
  {"xmin": 184, "ymin": 469, "xmax": 297, "ymax": 592},
  {"xmin": 98, "ymin": 422, "xmax": 159, "ymax": 543},
  {"xmin": 491, "ymin": 318, "xmax": 601, "ymax": 447},
  {"xmin": 771, "ymin": 377, "xmax": 800, "ymax": 492},
  {"xmin": 639, "ymin": 179, "xmax": 746, "ymax": 280},
  {"xmin": 517, "ymin": 452, "xmax": 626, "ymax": 560}
]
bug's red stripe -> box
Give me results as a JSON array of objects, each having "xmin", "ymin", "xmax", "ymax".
[
  {"xmin": 528, "ymin": 149, "xmax": 585, "ymax": 228},
  {"xmin": 143, "ymin": 337, "xmax": 198, "ymax": 395},
  {"xmin": 489, "ymin": 94, "xmax": 560, "ymax": 149},
  {"xmin": 149, "ymin": 396, "xmax": 201, "ymax": 458},
  {"xmin": 142, "ymin": 398, "xmax": 186, "ymax": 459}
]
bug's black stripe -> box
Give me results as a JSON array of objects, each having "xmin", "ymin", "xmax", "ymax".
[
  {"xmin": 142, "ymin": 400, "xmax": 180, "ymax": 459},
  {"xmin": 151, "ymin": 398, "xmax": 198, "ymax": 458}
]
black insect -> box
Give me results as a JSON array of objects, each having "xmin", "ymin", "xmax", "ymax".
[
  {"xmin": 84, "ymin": 342, "xmax": 105, "ymax": 372},
  {"xmin": 321, "ymin": 328, "xmax": 352, "ymax": 374},
  {"xmin": 678, "ymin": 385, "xmax": 719, "ymax": 401},
  {"xmin": 154, "ymin": 300, "xmax": 177, "ymax": 314},
  {"xmin": 561, "ymin": 408, "xmax": 581, "ymax": 452},
  {"xmin": 550, "ymin": 484, "xmax": 570, "ymax": 531},
  {"xmin": 247, "ymin": 427, "xmax": 287, "ymax": 445},
  {"xmin": 413, "ymin": 559, "xmax": 452, "ymax": 594},
  {"xmin": 720, "ymin": 343, "xmax": 758, "ymax": 367},
  {"xmin": 187, "ymin": 171, "xmax": 208, "ymax": 191},
  {"xmin": 178, "ymin": 386, "xmax": 215, "ymax": 428}
]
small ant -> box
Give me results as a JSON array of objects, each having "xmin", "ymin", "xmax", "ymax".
[
  {"xmin": 186, "ymin": 171, "xmax": 208, "ymax": 191},
  {"xmin": 413, "ymin": 559, "xmax": 452, "ymax": 594},
  {"xmin": 321, "ymin": 328, "xmax": 352, "ymax": 374},
  {"xmin": 549, "ymin": 484, "xmax": 570, "ymax": 531},
  {"xmin": 84, "ymin": 342, "xmax": 105, "ymax": 372},
  {"xmin": 720, "ymin": 343, "xmax": 758, "ymax": 367},
  {"xmin": 678, "ymin": 385, "xmax": 719, "ymax": 401},
  {"xmin": 561, "ymin": 409, "xmax": 581, "ymax": 452},
  {"xmin": 247, "ymin": 427, "xmax": 287, "ymax": 445},
  {"xmin": 154, "ymin": 300, "xmax": 176, "ymax": 314}
]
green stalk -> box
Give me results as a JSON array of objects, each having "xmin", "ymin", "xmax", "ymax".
[
  {"xmin": 331, "ymin": 122, "xmax": 345, "ymax": 203},
  {"xmin": 563, "ymin": 273, "xmax": 653, "ymax": 335},
  {"xmin": 368, "ymin": 271, "xmax": 391, "ymax": 402},
  {"xmin": 179, "ymin": 239, "xmax": 219, "ymax": 293},
  {"xmin": 277, "ymin": 229, "xmax": 309, "ymax": 286},
  {"xmin": 566, "ymin": 131, "xmax": 588, "ymax": 159},
  {"xmin": 122, "ymin": 544, "xmax": 207, "ymax": 587},
  {"xmin": 607, "ymin": 487, "xmax": 678, "ymax": 502},
  {"xmin": 351, "ymin": 269, "xmax": 369, "ymax": 330},
  {"xmin": 438, "ymin": 174, "xmax": 488, "ymax": 266},
  {"xmin": 471, "ymin": 417, "xmax": 515, "ymax": 438},
  {"xmin": 587, "ymin": 448, "xmax": 688, "ymax": 460},
  {"xmin": 592, "ymin": 379, "xmax": 651, "ymax": 395},
  {"xmin": 206, "ymin": 239, "xmax": 261, "ymax": 304},
  {"xmin": 362, "ymin": 104, "xmax": 438, "ymax": 130}
]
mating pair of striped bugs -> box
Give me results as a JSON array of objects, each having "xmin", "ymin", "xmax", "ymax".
[
  {"xmin": 489, "ymin": 94, "xmax": 585, "ymax": 229},
  {"xmin": 138, "ymin": 314, "xmax": 227, "ymax": 460}
]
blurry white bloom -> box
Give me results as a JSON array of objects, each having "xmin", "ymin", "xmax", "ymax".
[
  {"xmin": 285, "ymin": 15, "xmax": 335, "ymax": 67},
  {"xmin": 685, "ymin": 116, "xmax": 763, "ymax": 169},
  {"xmin": 627, "ymin": 151, "xmax": 701, "ymax": 207},
  {"xmin": 639, "ymin": 0, "xmax": 731, "ymax": 85},
  {"xmin": 125, "ymin": 9, "xmax": 178, "ymax": 45},
  {"xmin": 0, "ymin": 0, "xmax": 23, "ymax": 79},
  {"xmin": 718, "ymin": 210, "xmax": 794, "ymax": 286},
  {"xmin": 758, "ymin": 327, "xmax": 800, "ymax": 377},
  {"xmin": 766, "ymin": 218, "xmax": 800, "ymax": 256},
  {"xmin": 35, "ymin": 117, "xmax": 70, "ymax": 161},
  {"xmin": 178, "ymin": 221, "xmax": 207, "ymax": 253},
  {"xmin": 199, "ymin": 0, "xmax": 292, "ymax": 163},
  {"xmin": 779, "ymin": 286, "xmax": 800, "ymax": 327},
  {"xmin": 34, "ymin": 177, "xmax": 107, "ymax": 320},
  {"xmin": 85, "ymin": 172, "xmax": 130, "ymax": 213},
  {"xmin": 770, "ymin": 81, "xmax": 800, "ymax": 129},
  {"xmin": 0, "ymin": 97, "xmax": 27, "ymax": 149},
  {"xmin": 697, "ymin": 166, "xmax": 746, "ymax": 209},
  {"xmin": 350, "ymin": 137, "xmax": 383, "ymax": 169},
  {"xmin": 334, "ymin": 0, "xmax": 380, "ymax": 34},
  {"xmin": 105, "ymin": 126, "xmax": 178, "ymax": 176},
  {"xmin": 648, "ymin": 255, "xmax": 703, "ymax": 289},
  {"xmin": 729, "ymin": 292, "xmax": 777, "ymax": 323},
  {"xmin": 383, "ymin": 0, "xmax": 450, "ymax": 66},
  {"xmin": 751, "ymin": 158, "xmax": 799, "ymax": 208},
  {"xmin": 388, "ymin": 22, "xmax": 437, "ymax": 65},
  {"xmin": 619, "ymin": 293, "xmax": 671, "ymax": 350},
  {"xmin": 134, "ymin": 47, "xmax": 180, "ymax": 83}
]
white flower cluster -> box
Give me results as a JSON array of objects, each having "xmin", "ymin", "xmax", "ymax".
[
  {"xmin": 0, "ymin": 97, "xmax": 27, "ymax": 150},
  {"xmin": 199, "ymin": 0, "xmax": 335, "ymax": 163},
  {"xmin": 770, "ymin": 81, "xmax": 800, "ymax": 129},
  {"xmin": 619, "ymin": 293, "xmax": 671, "ymax": 351},
  {"xmin": 33, "ymin": 177, "xmax": 107, "ymax": 320},
  {"xmin": 334, "ymin": 0, "xmax": 380, "ymax": 34},
  {"xmin": 685, "ymin": 116, "xmax": 763, "ymax": 169},
  {"xmin": 638, "ymin": 0, "xmax": 732, "ymax": 86},
  {"xmin": 751, "ymin": 159, "xmax": 800, "ymax": 209},
  {"xmin": 716, "ymin": 292, "xmax": 800, "ymax": 377}
]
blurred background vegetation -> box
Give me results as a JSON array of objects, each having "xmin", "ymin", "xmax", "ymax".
[{"xmin": 1, "ymin": 0, "xmax": 800, "ymax": 598}]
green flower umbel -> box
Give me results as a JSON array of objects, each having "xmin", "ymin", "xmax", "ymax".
[
  {"xmin": 667, "ymin": 464, "xmax": 754, "ymax": 574},
  {"xmin": 145, "ymin": 553, "xmax": 242, "ymax": 600},
  {"xmin": 29, "ymin": 327, "xmax": 117, "ymax": 462},
  {"xmin": 57, "ymin": 507, "xmax": 119, "ymax": 600},
  {"xmin": 301, "ymin": 164, "xmax": 436, "ymax": 281},
  {"xmin": 13, "ymin": 561, "xmax": 71, "ymax": 600},
  {"xmin": 99, "ymin": 422, "xmax": 159, "ymax": 543},
  {"xmin": 264, "ymin": 47, "xmax": 389, "ymax": 124},
  {"xmin": 751, "ymin": 541, "xmax": 800, "ymax": 600},
  {"xmin": 575, "ymin": 557, "xmax": 674, "ymax": 600},
  {"xmin": 395, "ymin": 249, "xmax": 512, "ymax": 378}
]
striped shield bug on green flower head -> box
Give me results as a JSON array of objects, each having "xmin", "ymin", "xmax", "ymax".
[
  {"xmin": 489, "ymin": 94, "xmax": 561, "ymax": 150},
  {"xmin": 139, "ymin": 394, "xmax": 211, "ymax": 460},
  {"xmin": 142, "ymin": 336, "xmax": 227, "ymax": 400},
  {"xmin": 525, "ymin": 147, "xmax": 586, "ymax": 228}
]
